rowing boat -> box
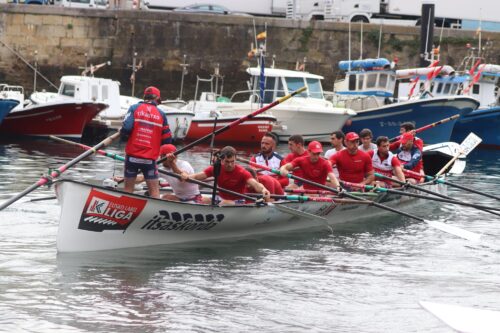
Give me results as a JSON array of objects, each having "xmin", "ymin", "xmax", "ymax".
[{"xmin": 55, "ymin": 179, "xmax": 445, "ymax": 252}]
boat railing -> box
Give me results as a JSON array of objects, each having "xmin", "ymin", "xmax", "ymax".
[
  {"xmin": 330, "ymin": 94, "xmax": 383, "ymax": 111},
  {"xmin": 229, "ymin": 89, "xmax": 288, "ymax": 104}
]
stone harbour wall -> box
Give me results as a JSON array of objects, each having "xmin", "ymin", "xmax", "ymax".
[{"xmin": 1, "ymin": 4, "xmax": 499, "ymax": 99}]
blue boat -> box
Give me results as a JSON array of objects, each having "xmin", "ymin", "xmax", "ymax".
[
  {"xmin": 397, "ymin": 63, "xmax": 500, "ymax": 148},
  {"xmin": 334, "ymin": 59, "xmax": 478, "ymax": 143},
  {"xmin": 0, "ymin": 99, "xmax": 19, "ymax": 125}
]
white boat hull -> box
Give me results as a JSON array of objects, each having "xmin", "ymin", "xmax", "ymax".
[{"xmin": 55, "ymin": 180, "xmax": 441, "ymax": 252}]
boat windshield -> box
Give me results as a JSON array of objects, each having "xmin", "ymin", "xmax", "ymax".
[
  {"xmin": 306, "ymin": 78, "xmax": 323, "ymax": 99},
  {"xmin": 60, "ymin": 84, "xmax": 75, "ymax": 97},
  {"xmin": 285, "ymin": 77, "xmax": 308, "ymax": 97}
]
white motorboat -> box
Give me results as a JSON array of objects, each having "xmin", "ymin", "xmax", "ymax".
[{"xmin": 183, "ymin": 67, "xmax": 356, "ymax": 142}]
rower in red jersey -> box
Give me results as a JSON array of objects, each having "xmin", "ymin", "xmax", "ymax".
[
  {"xmin": 389, "ymin": 122, "xmax": 424, "ymax": 151},
  {"xmin": 329, "ymin": 132, "xmax": 375, "ymax": 189},
  {"xmin": 280, "ymin": 141, "xmax": 341, "ymax": 191},
  {"xmin": 282, "ymin": 134, "xmax": 309, "ymax": 189},
  {"xmin": 393, "ymin": 133, "xmax": 424, "ymax": 184},
  {"xmin": 246, "ymin": 167, "xmax": 284, "ymax": 196},
  {"xmin": 367, "ymin": 136, "xmax": 406, "ymax": 188}
]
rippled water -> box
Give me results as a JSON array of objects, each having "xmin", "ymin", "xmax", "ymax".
[{"xmin": 0, "ymin": 138, "xmax": 499, "ymax": 332}]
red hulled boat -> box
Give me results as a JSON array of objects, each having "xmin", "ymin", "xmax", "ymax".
[
  {"xmin": 185, "ymin": 114, "xmax": 276, "ymax": 144},
  {"xmin": 0, "ymin": 101, "xmax": 107, "ymax": 138}
]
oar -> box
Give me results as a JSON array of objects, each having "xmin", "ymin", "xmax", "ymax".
[
  {"xmin": 435, "ymin": 132, "xmax": 482, "ymax": 177},
  {"xmin": 372, "ymin": 173, "xmax": 500, "ymax": 216},
  {"xmin": 389, "ymin": 114, "xmax": 460, "ymax": 143},
  {"xmin": 405, "ymin": 169, "xmax": 500, "ymax": 202},
  {"xmin": 238, "ymin": 157, "xmax": 481, "ymax": 241},
  {"xmin": 0, "ymin": 131, "xmax": 121, "ymax": 211},
  {"xmin": 48, "ymin": 137, "xmax": 328, "ymax": 222},
  {"xmin": 158, "ymin": 86, "xmax": 307, "ymax": 161}
]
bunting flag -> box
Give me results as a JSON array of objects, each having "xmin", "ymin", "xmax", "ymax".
[
  {"xmin": 256, "ymin": 31, "xmax": 267, "ymax": 40},
  {"xmin": 463, "ymin": 64, "xmax": 484, "ymax": 95}
]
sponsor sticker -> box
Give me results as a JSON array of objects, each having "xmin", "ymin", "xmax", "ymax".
[{"xmin": 78, "ymin": 189, "xmax": 147, "ymax": 232}]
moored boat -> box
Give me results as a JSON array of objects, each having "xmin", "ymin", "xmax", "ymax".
[
  {"xmin": 55, "ymin": 179, "xmax": 443, "ymax": 252},
  {"xmin": 0, "ymin": 99, "xmax": 19, "ymax": 125}
]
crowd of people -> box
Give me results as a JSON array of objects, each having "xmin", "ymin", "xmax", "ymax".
[{"xmin": 118, "ymin": 86, "xmax": 426, "ymax": 205}]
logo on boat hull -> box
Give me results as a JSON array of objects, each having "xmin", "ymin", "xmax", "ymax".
[
  {"xmin": 141, "ymin": 210, "xmax": 224, "ymax": 231},
  {"xmin": 79, "ymin": 189, "xmax": 147, "ymax": 232}
]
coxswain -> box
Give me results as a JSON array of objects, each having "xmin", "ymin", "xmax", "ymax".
[
  {"xmin": 280, "ymin": 141, "xmax": 341, "ymax": 191},
  {"xmin": 358, "ymin": 128, "xmax": 377, "ymax": 152},
  {"xmin": 329, "ymin": 132, "xmax": 375, "ymax": 190},
  {"xmin": 183, "ymin": 146, "xmax": 271, "ymax": 205},
  {"xmin": 282, "ymin": 134, "xmax": 308, "ymax": 189},
  {"xmin": 367, "ymin": 136, "xmax": 406, "ymax": 188},
  {"xmin": 394, "ymin": 132, "xmax": 423, "ymax": 184},
  {"xmin": 120, "ymin": 86, "xmax": 172, "ymax": 198},
  {"xmin": 250, "ymin": 132, "xmax": 289, "ymax": 187}
]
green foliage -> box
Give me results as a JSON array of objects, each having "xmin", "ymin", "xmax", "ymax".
[
  {"xmin": 299, "ymin": 26, "xmax": 313, "ymax": 52},
  {"xmin": 67, "ymin": 23, "xmax": 73, "ymax": 30}
]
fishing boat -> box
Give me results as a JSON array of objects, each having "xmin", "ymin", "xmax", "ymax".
[
  {"xmin": 55, "ymin": 179, "xmax": 443, "ymax": 252},
  {"xmin": 0, "ymin": 99, "xmax": 18, "ymax": 125},
  {"xmin": 422, "ymin": 142, "xmax": 466, "ymax": 175},
  {"xmin": 183, "ymin": 67, "xmax": 356, "ymax": 143},
  {"xmin": 30, "ymin": 75, "xmax": 195, "ymax": 141},
  {"xmin": 0, "ymin": 83, "xmax": 107, "ymax": 138},
  {"xmin": 333, "ymin": 58, "xmax": 479, "ymax": 144}
]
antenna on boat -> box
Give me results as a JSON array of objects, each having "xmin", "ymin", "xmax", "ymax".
[
  {"xmin": 178, "ymin": 54, "xmax": 189, "ymax": 100},
  {"xmin": 128, "ymin": 51, "xmax": 143, "ymax": 97},
  {"xmin": 477, "ymin": 9, "xmax": 482, "ymax": 59},
  {"xmin": 271, "ymin": 54, "xmax": 276, "ymax": 69},
  {"xmin": 33, "ymin": 50, "xmax": 38, "ymax": 93},
  {"xmin": 348, "ymin": 20, "xmax": 351, "ymax": 71},
  {"xmin": 377, "ymin": 20, "xmax": 383, "ymax": 59}
]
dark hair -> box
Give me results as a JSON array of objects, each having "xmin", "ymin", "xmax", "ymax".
[
  {"xmin": 219, "ymin": 146, "xmax": 236, "ymax": 159},
  {"xmin": 359, "ymin": 128, "xmax": 373, "ymax": 138},
  {"xmin": 331, "ymin": 130, "xmax": 345, "ymax": 140},
  {"xmin": 288, "ymin": 134, "xmax": 304, "ymax": 145},
  {"xmin": 245, "ymin": 167, "xmax": 257, "ymax": 178},
  {"xmin": 400, "ymin": 122, "xmax": 416, "ymax": 131},
  {"xmin": 375, "ymin": 136, "xmax": 389, "ymax": 146},
  {"xmin": 263, "ymin": 132, "xmax": 278, "ymax": 143}
]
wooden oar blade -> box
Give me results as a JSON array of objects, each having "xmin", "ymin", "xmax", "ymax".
[{"xmin": 424, "ymin": 220, "xmax": 481, "ymax": 241}]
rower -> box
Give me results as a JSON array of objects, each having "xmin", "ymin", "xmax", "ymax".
[
  {"xmin": 389, "ymin": 122, "xmax": 424, "ymax": 151},
  {"xmin": 245, "ymin": 167, "xmax": 284, "ymax": 196},
  {"xmin": 280, "ymin": 141, "xmax": 341, "ymax": 191},
  {"xmin": 393, "ymin": 132, "xmax": 424, "ymax": 184},
  {"xmin": 324, "ymin": 130, "xmax": 345, "ymax": 159},
  {"xmin": 329, "ymin": 132, "xmax": 375, "ymax": 190},
  {"xmin": 358, "ymin": 128, "xmax": 377, "ymax": 152},
  {"xmin": 282, "ymin": 134, "xmax": 308, "ymax": 189},
  {"xmin": 250, "ymin": 132, "xmax": 288, "ymax": 187},
  {"xmin": 183, "ymin": 146, "xmax": 271, "ymax": 205},
  {"xmin": 367, "ymin": 136, "xmax": 406, "ymax": 188}
]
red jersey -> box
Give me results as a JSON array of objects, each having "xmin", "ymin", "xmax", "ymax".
[
  {"xmin": 329, "ymin": 149, "xmax": 373, "ymax": 183},
  {"xmin": 204, "ymin": 164, "xmax": 252, "ymax": 200},
  {"xmin": 290, "ymin": 156, "xmax": 333, "ymax": 190},
  {"xmin": 283, "ymin": 150, "xmax": 309, "ymax": 179},
  {"xmin": 389, "ymin": 136, "xmax": 424, "ymax": 151},
  {"xmin": 251, "ymin": 152, "xmax": 289, "ymax": 187},
  {"xmin": 257, "ymin": 175, "xmax": 284, "ymax": 195},
  {"xmin": 123, "ymin": 102, "xmax": 171, "ymax": 160}
]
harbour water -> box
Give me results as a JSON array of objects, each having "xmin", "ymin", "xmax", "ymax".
[{"xmin": 0, "ymin": 138, "xmax": 499, "ymax": 332}]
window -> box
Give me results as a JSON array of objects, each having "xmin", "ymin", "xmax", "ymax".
[
  {"xmin": 436, "ymin": 83, "xmax": 443, "ymax": 94},
  {"xmin": 443, "ymin": 83, "xmax": 451, "ymax": 94},
  {"xmin": 306, "ymin": 78, "xmax": 323, "ymax": 99},
  {"xmin": 285, "ymin": 77, "xmax": 307, "ymax": 97},
  {"xmin": 451, "ymin": 84, "xmax": 458, "ymax": 94},
  {"xmin": 61, "ymin": 84, "xmax": 75, "ymax": 97},
  {"xmin": 357, "ymin": 74, "xmax": 364, "ymax": 90},
  {"xmin": 379, "ymin": 74, "xmax": 388, "ymax": 89},
  {"xmin": 348, "ymin": 75, "xmax": 356, "ymax": 91},
  {"xmin": 91, "ymin": 85, "xmax": 98, "ymax": 100},
  {"xmin": 263, "ymin": 77, "xmax": 275, "ymax": 103},
  {"xmin": 366, "ymin": 73, "xmax": 377, "ymax": 88},
  {"xmin": 276, "ymin": 78, "xmax": 285, "ymax": 97},
  {"xmin": 472, "ymin": 84, "xmax": 480, "ymax": 95}
]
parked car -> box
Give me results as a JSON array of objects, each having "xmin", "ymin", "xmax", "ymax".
[
  {"xmin": 55, "ymin": 0, "xmax": 108, "ymax": 9},
  {"xmin": 172, "ymin": 4, "xmax": 251, "ymax": 16}
]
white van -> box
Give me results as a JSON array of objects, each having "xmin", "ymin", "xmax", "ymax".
[{"xmin": 57, "ymin": 0, "xmax": 108, "ymax": 9}]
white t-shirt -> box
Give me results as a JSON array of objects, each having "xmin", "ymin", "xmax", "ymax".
[
  {"xmin": 324, "ymin": 147, "xmax": 344, "ymax": 177},
  {"xmin": 358, "ymin": 143, "xmax": 377, "ymax": 152},
  {"xmin": 163, "ymin": 160, "xmax": 200, "ymax": 200}
]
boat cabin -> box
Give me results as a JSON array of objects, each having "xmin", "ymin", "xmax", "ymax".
[
  {"xmin": 0, "ymin": 85, "xmax": 26, "ymax": 110},
  {"xmin": 245, "ymin": 67, "xmax": 325, "ymax": 103}
]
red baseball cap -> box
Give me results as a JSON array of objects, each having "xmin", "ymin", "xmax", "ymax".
[
  {"xmin": 144, "ymin": 86, "xmax": 161, "ymax": 99},
  {"xmin": 307, "ymin": 141, "xmax": 323, "ymax": 153},
  {"xmin": 345, "ymin": 132, "xmax": 360, "ymax": 141},
  {"xmin": 160, "ymin": 144, "xmax": 176, "ymax": 156},
  {"xmin": 400, "ymin": 132, "xmax": 414, "ymax": 144}
]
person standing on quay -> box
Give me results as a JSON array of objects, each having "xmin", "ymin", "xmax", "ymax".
[{"xmin": 121, "ymin": 86, "xmax": 172, "ymax": 198}]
